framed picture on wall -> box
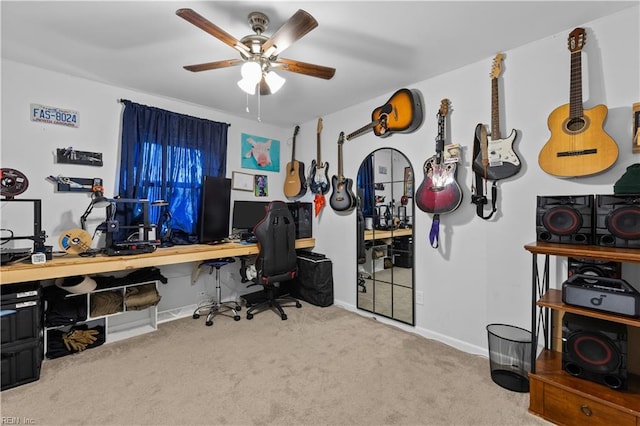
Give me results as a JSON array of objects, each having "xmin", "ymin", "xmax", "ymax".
[
  {"xmin": 232, "ymin": 171, "xmax": 253, "ymax": 191},
  {"xmin": 254, "ymin": 174, "xmax": 268, "ymax": 197},
  {"xmin": 404, "ymin": 167, "xmax": 414, "ymax": 197},
  {"xmin": 240, "ymin": 133, "xmax": 280, "ymax": 172}
]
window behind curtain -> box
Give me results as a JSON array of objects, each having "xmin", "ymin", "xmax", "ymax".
[{"xmin": 118, "ymin": 100, "xmax": 229, "ymax": 244}]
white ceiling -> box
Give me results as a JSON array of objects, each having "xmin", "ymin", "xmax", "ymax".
[{"xmin": 2, "ymin": 1, "xmax": 636, "ymax": 127}]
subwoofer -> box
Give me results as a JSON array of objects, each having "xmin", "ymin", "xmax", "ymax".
[
  {"xmin": 562, "ymin": 313, "xmax": 627, "ymax": 390},
  {"xmin": 595, "ymin": 194, "xmax": 640, "ymax": 248},
  {"xmin": 536, "ymin": 195, "xmax": 594, "ymax": 244},
  {"xmin": 568, "ymin": 257, "xmax": 621, "ymax": 281}
]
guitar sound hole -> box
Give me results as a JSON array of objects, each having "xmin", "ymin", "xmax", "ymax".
[{"xmin": 567, "ymin": 117, "xmax": 586, "ymax": 132}]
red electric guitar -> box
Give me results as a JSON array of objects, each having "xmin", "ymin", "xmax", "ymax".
[{"xmin": 415, "ymin": 99, "xmax": 462, "ymax": 214}]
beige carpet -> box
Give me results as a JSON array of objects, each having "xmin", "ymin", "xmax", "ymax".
[{"xmin": 1, "ymin": 304, "xmax": 549, "ymax": 426}]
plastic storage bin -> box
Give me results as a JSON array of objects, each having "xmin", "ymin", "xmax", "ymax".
[{"xmin": 486, "ymin": 323, "xmax": 532, "ymax": 392}]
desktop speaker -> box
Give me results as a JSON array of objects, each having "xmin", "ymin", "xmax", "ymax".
[
  {"xmin": 595, "ymin": 194, "xmax": 640, "ymax": 248},
  {"xmin": 536, "ymin": 195, "xmax": 594, "ymax": 244},
  {"xmin": 562, "ymin": 313, "xmax": 627, "ymax": 390},
  {"xmin": 287, "ymin": 202, "xmax": 312, "ymax": 239}
]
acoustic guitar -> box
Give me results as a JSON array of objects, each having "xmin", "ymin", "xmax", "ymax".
[
  {"xmin": 472, "ymin": 53, "xmax": 521, "ymax": 181},
  {"xmin": 330, "ymin": 132, "xmax": 356, "ymax": 212},
  {"xmin": 346, "ymin": 88, "xmax": 423, "ymax": 141},
  {"xmin": 308, "ymin": 118, "xmax": 330, "ymax": 195},
  {"xmin": 283, "ymin": 125, "xmax": 306, "ymax": 198},
  {"xmin": 415, "ymin": 99, "xmax": 462, "ymax": 214},
  {"xmin": 538, "ymin": 27, "xmax": 618, "ymax": 177}
]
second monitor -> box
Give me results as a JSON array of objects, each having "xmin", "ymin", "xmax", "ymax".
[{"xmin": 232, "ymin": 201, "xmax": 312, "ymax": 240}]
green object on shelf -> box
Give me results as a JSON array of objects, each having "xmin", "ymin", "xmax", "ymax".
[{"xmin": 614, "ymin": 163, "xmax": 640, "ymax": 194}]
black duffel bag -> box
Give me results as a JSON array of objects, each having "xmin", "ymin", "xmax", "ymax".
[{"xmin": 290, "ymin": 252, "xmax": 334, "ymax": 307}]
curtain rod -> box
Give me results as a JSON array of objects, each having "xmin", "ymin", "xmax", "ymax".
[{"xmin": 117, "ymin": 98, "xmax": 230, "ymax": 127}]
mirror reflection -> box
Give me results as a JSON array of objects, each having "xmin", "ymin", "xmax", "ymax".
[{"xmin": 356, "ymin": 148, "xmax": 414, "ymax": 325}]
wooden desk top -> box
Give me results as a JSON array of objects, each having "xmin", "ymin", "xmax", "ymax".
[
  {"xmin": 364, "ymin": 228, "xmax": 412, "ymax": 241},
  {"xmin": 0, "ymin": 238, "xmax": 315, "ymax": 285}
]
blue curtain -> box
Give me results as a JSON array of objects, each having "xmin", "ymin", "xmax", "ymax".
[
  {"xmin": 357, "ymin": 154, "xmax": 374, "ymax": 217},
  {"xmin": 118, "ymin": 100, "xmax": 229, "ymax": 243}
]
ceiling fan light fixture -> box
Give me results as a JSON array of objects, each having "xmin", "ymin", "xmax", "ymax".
[
  {"xmin": 240, "ymin": 61, "xmax": 262, "ymax": 83},
  {"xmin": 237, "ymin": 77, "xmax": 257, "ymax": 95},
  {"xmin": 264, "ymin": 70, "xmax": 286, "ymax": 94}
]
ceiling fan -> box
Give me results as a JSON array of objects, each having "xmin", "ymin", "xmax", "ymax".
[{"xmin": 176, "ymin": 8, "xmax": 336, "ymax": 95}]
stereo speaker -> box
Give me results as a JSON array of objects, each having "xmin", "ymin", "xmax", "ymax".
[
  {"xmin": 595, "ymin": 194, "xmax": 640, "ymax": 248},
  {"xmin": 287, "ymin": 202, "xmax": 312, "ymax": 239},
  {"xmin": 536, "ymin": 195, "xmax": 594, "ymax": 244},
  {"xmin": 562, "ymin": 312, "xmax": 628, "ymax": 390},
  {"xmin": 568, "ymin": 257, "xmax": 621, "ymax": 281}
]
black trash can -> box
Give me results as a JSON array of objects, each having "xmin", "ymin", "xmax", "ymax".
[{"xmin": 486, "ymin": 324, "xmax": 532, "ymax": 392}]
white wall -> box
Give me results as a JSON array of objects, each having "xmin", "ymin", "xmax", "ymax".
[{"xmin": 2, "ymin": 7, "xmax": 638, "ymax": 355}]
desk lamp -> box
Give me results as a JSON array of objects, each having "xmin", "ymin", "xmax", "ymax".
[{"xmin": 80, "ymin": 178, "xmax": 112, "ymax": 230}]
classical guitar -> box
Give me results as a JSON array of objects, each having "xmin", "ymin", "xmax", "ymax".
[
  {"xmin": 283, "ymin": 125, "xmax": 306, "ymax": 198},
  {"xmin": 538, "ymin": 27, "xmax": 618, "ymax": 177},
  {"xmin": 472, "ymin": 53, "xmax": 521, "ymax": 181},
  {"xmin": 415, "ymin": 99, "xmax": 462, "ymax": 214},
  {"xmin": 330, "ymin": 132, "xmax": 356, "ymax": 212},
  {"xmin": 346, "ymin": 88, "xmax": 424, "ymax": 141},
  {"xmin": 308, "ymin": 118, "xmax": 330, "ymax": 195}
]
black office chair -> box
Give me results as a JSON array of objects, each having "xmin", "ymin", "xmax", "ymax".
[{"xmin": 246, "ymin": 201, "xmax": 301, "ymax": 321}]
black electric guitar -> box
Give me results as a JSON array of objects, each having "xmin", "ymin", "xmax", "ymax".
[
  {"xmin": 538, "ymin": 27, "xmax": 618, "ymax": 177},
  {"xmin": 283, "ymin": 125, "xmax": 306, "ymax": 198},
  {"xmin": 308, "ymin": 118, "xmax": 330, "ymax": 195},
  {"xmin": 415, "ymin": 99, "xmax": 462, "ymax": 214},
  {"xmin": 472, "ymin": 53, "xmax": 521, "ymax": 181},
  {"xmin": 346, "ymin": 88, "xmax": 424, "ymax": 141},
  {"xmin": 330, "ymin": 132, "xmax": 356, "ymax": 212}
]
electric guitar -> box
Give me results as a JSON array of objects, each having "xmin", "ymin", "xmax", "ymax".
[
  {"xmin": 472, "ymin": 53, "xmax": 521, "ymax": 181},
  {"xmin": 308, "ymin": 118, "xmax": 330, "ymax": 195},
  {"xmin": 346, "ymin": 88, "xmax": 423, "ymax": 141},
  {"xmin": 538, "ymin": 27, "xmax": 618, "ymax": 177},
  {"xmin": 283, "ymin": 125, "xmax": 307, "ymax": 198},
  {"xmin": 330, "ymin": 132, "xmax": 356, "ymax": 212},
  {"xmin": 415, "ymin": 99, "xmax": 462, "ymax": 214}
]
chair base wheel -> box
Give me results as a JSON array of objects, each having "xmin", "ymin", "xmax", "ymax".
[
  {"xmin": 205, "ymin": 320, "xmax": 213, "ymax": 326},
  {"xmin": 246, "ymin": 313, "xmax": 253, "ymax": 320},
  {"xmin": 296, "ymin": 302, "xmax": 302, "ymax": 308},
  {"xmin": 281, "ymin": 313, "xmax": 287, "ymax": 320},
  {"xmin": 234, "ymin": 315, "xmax": 241, "ymax": 321},
  {"xmin": 193, "ymin": 313, "xmax": 200, "ymax": 319}
]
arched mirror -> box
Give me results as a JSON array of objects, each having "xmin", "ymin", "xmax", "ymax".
[{"xmin": 356, "ymin": 148, "xmax": 414, "ymax": 325}]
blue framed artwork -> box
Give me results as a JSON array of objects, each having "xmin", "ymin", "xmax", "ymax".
[{"xmin": 241, "ymin": 133, "xmax": 280, "ymax": 172}]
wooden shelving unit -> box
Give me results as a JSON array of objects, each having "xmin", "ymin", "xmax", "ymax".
[{"xmin": 525, "ymin": 242, "xmax": 640, "ymax": 425}]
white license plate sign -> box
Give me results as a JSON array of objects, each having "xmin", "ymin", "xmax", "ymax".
[{"xmin": 30, "ymin": 103, "xmax": 79, "ymax": 127}]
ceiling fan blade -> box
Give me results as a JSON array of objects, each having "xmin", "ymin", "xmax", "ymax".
[
  {"xmin": 176, "ymin": 8, "xmax": 250, "ymax": 56},
  {"xmin": 183, "ymin": 59, "xmax": 242, "ymax": 72},
  {"xmin": 262, "ymin": 9, "xmax": 318, "ymax": 56},
  {"xmin": 274, "ymin": 58, "xmax": 335, "ymax": 80}
]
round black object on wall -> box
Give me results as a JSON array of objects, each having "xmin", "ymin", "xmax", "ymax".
[
  {"xmin": 606, "ymin": 205, "xmax": 640, "ymax": 240},
  {"xmin": 542, "ymin": 206, "xmax": 583, "ymax": 235},
  {"xmin": 562, "ymin": 313, "xmax": 627, "ymax": 390}
]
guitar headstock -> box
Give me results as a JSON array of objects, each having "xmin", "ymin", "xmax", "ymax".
[
  {"xmin": 490, "ymin": 53, "xmax": 504, "ymax": 79},
  {"xmin": 294, "ymin": 125, "xmax": 300, "ymax": 137},
  {"xmin": 317, "ymin": 117, "xmax": 323, "ymax": 134},
  {"xmin": 337, "ymin": 131, "xmax": 345, "ymax": 145},
  {"xmin": 439, "ymin": 98, "xmax": 450, "ymax": 117},
  {"xmin": 568, "ymin": 27, "xmax": 586, "ymax": 53}
]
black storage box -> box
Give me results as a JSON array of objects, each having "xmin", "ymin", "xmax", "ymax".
[
  {"xmin": 290, "ymin": 252, "xmax": 334, "ymax": 307},
  {"xmin": 1, "ymin": 282, "xmax": 41, "ymax": 346},
  {"xmin": 1, "ymin": 338, "xmax": 42, "ymax": 391}
]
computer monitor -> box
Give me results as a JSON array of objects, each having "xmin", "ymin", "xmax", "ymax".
[
  {"xmin": 231, "ymin": 200, "xmax": 269, "ymax": 235},
  {"xmin": 198, "ymin": 176, "xmax": 231, "ymax": 244}
]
